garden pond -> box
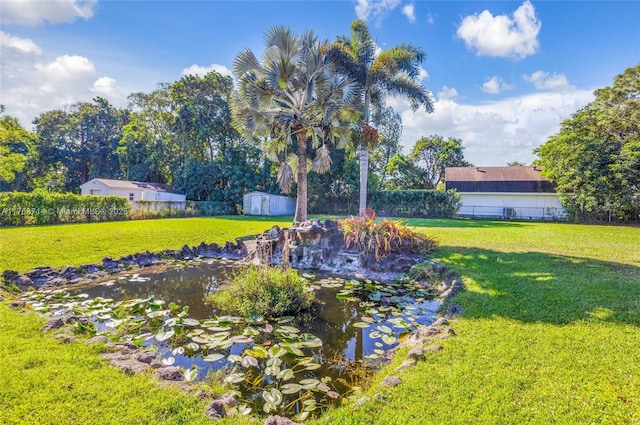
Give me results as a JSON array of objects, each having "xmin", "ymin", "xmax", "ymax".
[{"xmin": 22, "ymin": 259, "xmax": 440, "ymax": 419}]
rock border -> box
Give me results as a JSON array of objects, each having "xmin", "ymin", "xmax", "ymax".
[{"xmin": 2, "ymin": 239, "xmax": 249, "ymax": 292}]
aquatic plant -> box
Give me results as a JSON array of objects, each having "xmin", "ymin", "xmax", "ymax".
[
  {"xmin": 206, "ymin": 266, "xmax": 314, "ymax": 319},
  {"xmin": 338, "ymin": 208, "xmax": 439, "ymax": 261}
]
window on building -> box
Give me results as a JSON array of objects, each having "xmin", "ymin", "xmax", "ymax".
[{"xmin": 129, "ymin": 193, "xmax": 134, "ymax": 201}]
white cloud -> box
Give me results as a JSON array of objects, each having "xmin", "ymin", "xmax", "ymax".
[
  {"xmin": 1, "ymin": 0, "xmax": 97, "ymax": 26},
  {"xmin": 417, "ymin": 67, "xmax": 429, "ymax": 82},
  {"xmin": 402, "ymin": 3, "xmax": 416, "ymax": 23},
  {"xmin": 0, "ymin": 31, "xmax": 42, "ymax": 54},
  {"xmin": 388, "ymin": 88, "xmax": 593, "ymax": 166},
  {"xmin": 482, "ymin": 76, "xmax": 515, "ymax": 94},
  {"xmin": 456, "ymin": 0, "xmax": 541, "ymax": 59},
  {"xmin": 182, "ymin": 63, "xmax": 232, "ymax": 77},
  {"xmin": 426, "ymin": 12, "xmax": 434, "ymax": 25},
  {"xmin": 438, "ymin": 86, "xmax": 458, "ymax": 100},
  {"xmin": 91, "ymin": 76, "xmax": 117, "ymax": 97},
  {"xmin": 523, "ymin": 71, "xmax": 573, "ymax": 91},
  {"xmin": 1, "ymin": 32, "xmax": 125, "ymax": 127},
  {"xmin": 355, "ymin": 0, "xmax": 401, "ymax": 25}
]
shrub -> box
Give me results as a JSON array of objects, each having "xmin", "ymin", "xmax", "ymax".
[
  {"xmin": 0, "ymin": 189, "xmax": 130, "ymax": 226},
  {"xmin": 338, "ymin": 209, "xmax": 439, "ymax": 261},
  {"xmin": 207, "ymin": 266, "xmax": 314, "ymax": 318},
  {"xmin": 368, "ymin": 190, "xmax": 461, "ymax": 218},
  {"xmin": 309, "ymin": 189, "xmax": 461, "ymax": 217}
]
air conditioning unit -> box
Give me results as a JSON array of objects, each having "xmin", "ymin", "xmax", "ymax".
[{"xmin": 503, "ymin": 207, "xmax": 516, "ymax": 219}]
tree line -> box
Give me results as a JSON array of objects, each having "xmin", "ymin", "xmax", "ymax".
[
  {"xmin": 1, "ymin": 19, "xmax": 472, "ymax": 221},
  {"xmin": 5, "ymin": 19, "xmax": 633, "ymax": 222},
  {"xmin": 535, "ymin": 63, "xmax": 640, "ymax": 222}
]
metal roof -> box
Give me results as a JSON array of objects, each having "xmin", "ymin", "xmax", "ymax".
[
  {"xmin": 445, "ymin": 166, "xmax": 548, "ymax": 182},
  {"xmin": 85, "ymin": 178, "xmax": 173, "ymax": 191}
]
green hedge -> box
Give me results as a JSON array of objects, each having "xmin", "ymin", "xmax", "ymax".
[
  {"xmin": 368, "ymin": 190, "xmax": 461, "ymax": 218},
  {"xmin": 310, "ymin": 189, "xmax": 461, "ymax": 218},
  {"xmin": 0, "ymin": 190, "xmax": 130, "ymax": 226}
]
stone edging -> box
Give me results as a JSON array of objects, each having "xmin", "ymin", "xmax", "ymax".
[{"xmin": 1, "ymin": 239, "xmax": 248, "ymax": 292}]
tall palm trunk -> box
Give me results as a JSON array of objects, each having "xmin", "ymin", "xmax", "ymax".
[
  {"xmin": 358, "ymin": 146, "xmax": 369, "ymax": 215},
  {"xmin": 294, "ymin": 128, "xmax": 308, "ymax": 223},
  {"xmin": 358, "ymin": 95, "xmax": 371, "ymax": 215}
]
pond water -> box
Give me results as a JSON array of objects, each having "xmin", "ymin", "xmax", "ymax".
[{"xmin": 30, "ymin": 259, "xmax": 440, "ymax": 418}]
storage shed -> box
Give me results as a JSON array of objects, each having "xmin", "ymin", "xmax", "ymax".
[
  {"xmin": 444, "ymin": 166, "xmax": 566, "ymax": 220},
  {"xmin": 243, "ymin": 192, "xmax": 295, "ymax": 216}
]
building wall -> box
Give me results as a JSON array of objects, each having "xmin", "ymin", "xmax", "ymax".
[
  {"xmin": 457, "ymin": 193, "xmax": 566, "ymax": 220},
  {"xmin": 81, "ymin": 179, "xmax": 185, "ymax": 205},
  {"xmin": 80, "ymin": 180, "xmax": 112, "ymax": 196}
]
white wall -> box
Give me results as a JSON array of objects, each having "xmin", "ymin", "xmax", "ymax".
[
  {"xmin": 80, "ymin": 180, "xmax": 112, "ymax": 196},
  {"xmin": 458, "ymin": 193, "xmax": 566, "ymax": 220},
  {"xmin": 80, "ymin": 179, "xmax": 185, "ymax": 205}
]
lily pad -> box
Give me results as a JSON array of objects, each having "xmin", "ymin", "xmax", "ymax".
[
  {"xmin": 381, "ymin": 334, "xmax": 397, "ymax": 345},
  {"xmin": 155, "ymin": 329, "xmax": 174, "ymax": 342},
  {"xmin": 224, "ymin": 372, "xmax": 245, "ymax": 384},
  {"xmin": 203, "ymin": 353, "xmax": 225, "ymax": 362},
  {"xmin": 280, "ymin": 383, "xmax": 302, "ymax": 394}
]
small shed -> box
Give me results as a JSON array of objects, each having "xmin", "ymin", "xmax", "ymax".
[
  {"xmin": 445, "ymin": 166, "xmax": 566, "ymax": 220},
  {"xmin": 243, "ymin": 192, "xmax": 295, "ymax": 216}
]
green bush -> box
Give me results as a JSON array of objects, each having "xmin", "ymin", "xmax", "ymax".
[
  {"xmin": 368, "ymin": 190, "xmax": 461, "ymax": 218},
  {"xmin": 207, "ymin": 266, "xmax": 315, "ymax": 318},
  {"xmin": 0, "ymin": 189, "xmax": 130, "ymax": 226},
  {"xmin": 309, "ymin": 189, "xmax": 461, "ymax": 217}
]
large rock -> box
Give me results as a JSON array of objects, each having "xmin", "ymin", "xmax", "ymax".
[
  {"xmin": 264, "ymin": 416, "xmax": 302, "ymax": 425},
  {"xmin": 2, "ymin": 270, "xmax": 34, "ymax": 291},
  {"xmin": 136, "ymin": 350, "xmax": 157, "ymax": 364},
  {"xmin": 102, "ymin": 257, "xmax": 124, "ymax": 274},
  {"xmin": 381, "ymin": 376, "xmax": 401, "ymax": 387},
  {"xmin": 132, "ymin": 251, "xmax": 160, "ymax": 267},
  {"xmin": 111, "ymin": 359, "xmax": 149, "ymax": 374},
  {"xmin": 205, "ymin": 400, "xmax": 226, "ymax": 420},
  {"xmin": 87, "ymin": 335, "xmax": 111, "ymax": 345},
  {"xmin": 60, "ymin": 266, "xmax": 81, "ymax": 281},
  {"xmin": 157, "ymin": 366, "xmax": 183, "ymax": 381},
  {"xmin": 179, "ymin": 245, "xmax": 195, "ymax": 259},
  {"xmin": 43, "ymin": 317, "xmax": 65, "ymax": 331}
]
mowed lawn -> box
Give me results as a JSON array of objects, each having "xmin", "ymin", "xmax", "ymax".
[
  {"xmin": 0, "ymin": 216, "xmax": 292, "ymax": 273},
  {"xmin": 1, "ymin": 217, "xmax": 639, "ymax": 424}
]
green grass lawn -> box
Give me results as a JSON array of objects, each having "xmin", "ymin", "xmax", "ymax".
[
  {"xmin": 1, "ymin": 217, "xmax": 639, "ymax": 424},
  {"xmin": 0, "ymin": 216, "xmax": 291, "ymax": 273}
]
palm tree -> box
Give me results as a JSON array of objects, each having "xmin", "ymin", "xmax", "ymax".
[
  {"xmin": 232, "ymin": 26, "xmax": 357, "ymax": 223},
  {"xmin": 327, "ymin": 19, "xmax": 434, "ymax": 215}
]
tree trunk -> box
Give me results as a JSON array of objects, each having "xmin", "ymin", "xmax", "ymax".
[
  {"xmin": 294, "ymin": 129, "xmax": 308, "ymax": 224},
  {"xmin": 358, "ymin": 145, "xmax": 369, "ymax": 215},
  {"xmin": 359, "ymin": 94, "xmax": 371, "ymax": 215}
]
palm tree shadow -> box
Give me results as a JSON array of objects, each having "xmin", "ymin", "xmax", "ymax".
[{"xmin": 438, "ymin": 247, "xmax": 640, "ymax": 325}]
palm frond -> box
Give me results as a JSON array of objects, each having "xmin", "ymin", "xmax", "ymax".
[
  {"xmin": 233, "ymin": 48, "xmax": 262, "ymax": 79},
  {"xmin": 277, "ymin": 161, "xmax": 294, "ymax": 193},
  {"xmin": 383, "ymin": 73, "xmax": 434, "ymax": 113},
  {"xmin": 312, "ymin": 144, "xmax": 333, "ymax": 174}
]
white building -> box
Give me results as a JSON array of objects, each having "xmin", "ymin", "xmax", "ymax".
[
  {"xmin": 243, "ymin": 191, "xmax": 295, "ymax": 216},
  {"xmin": 80, "ymin": 178, "xmax": 186, "ymax": 211},
  {"xmin": 445, "ymin": 166, "xmax": 566, "ymax": 220}
]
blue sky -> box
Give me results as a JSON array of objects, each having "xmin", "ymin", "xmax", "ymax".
[{"xmin": 1, "ymin": 0, "xmax": 639, "ymax": 166}]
